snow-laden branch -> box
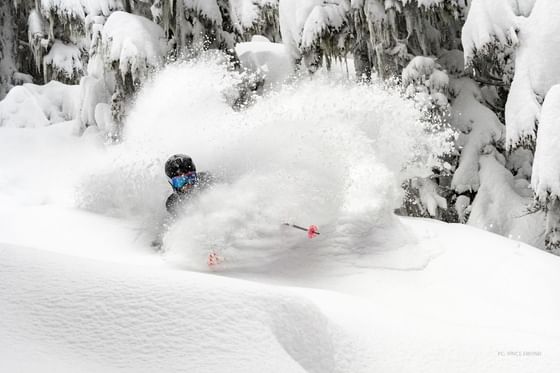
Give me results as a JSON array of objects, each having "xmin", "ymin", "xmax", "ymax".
[{"xmin": 100, "ymin": 11, "xmax": 167, "ymax": 83}]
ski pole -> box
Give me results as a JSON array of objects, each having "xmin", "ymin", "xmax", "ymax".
[{"xmin": 283, "ymin": 223, "xmax": 320, "ymax": 238}]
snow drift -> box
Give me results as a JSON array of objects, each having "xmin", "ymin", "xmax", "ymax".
[
  {"xmin": 0, "ymin": 243, "xmax": 346, "ymax": 373},
  {"xmin": 1, "ymin": 218, "xmax": 559, "ymax": 373}
]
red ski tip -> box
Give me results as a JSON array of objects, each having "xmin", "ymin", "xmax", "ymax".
[
  {"xmin": 307, "ymin": 225, "xmax": 319, "ymax": 239},
  {"xmin": 207, "ymin": 251, "xmax": 221, "ymax": 267}
]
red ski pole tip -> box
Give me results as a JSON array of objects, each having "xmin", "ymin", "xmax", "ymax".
[{"xmin": 307, "ymin": 225, "xmax": 319, "ymax": 239}]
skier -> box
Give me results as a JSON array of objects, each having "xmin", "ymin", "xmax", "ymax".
[
  {"xmin": 164, "ymin": 154, "xmax": 212, "ymax": 215},
  {"xmin": 152, "ymin": 154, "xmax": 211, "ymax": 250}
]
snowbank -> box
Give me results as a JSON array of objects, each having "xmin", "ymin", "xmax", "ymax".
[
  {"xmin": 1, "ymin": 217, "xmax": 559, "ymax": 372},
  {"xmin": 0, "ymin": 81, "xmax": 80, "ymax": 128},
  {"xmin": 0, "ymin": 244, "xmax": 343, "ymax": 373}
]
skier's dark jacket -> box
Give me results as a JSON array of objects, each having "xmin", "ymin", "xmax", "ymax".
[{"xmin": 166, "ymin": 172, "xmax": 213, "ymax": 215}]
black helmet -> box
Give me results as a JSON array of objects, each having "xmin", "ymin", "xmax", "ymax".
[{"xmin": 165, "ymin": 154, "xmax": 196, "ymax": 178}]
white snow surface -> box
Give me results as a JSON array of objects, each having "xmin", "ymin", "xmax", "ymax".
[
  {"xmin": 1, "ymin": 243, "xmax": 343, "ymax": 373},
  {"xmin": 0, "ymin": 81, "xmax": 80, "ymax": 128},
  {"xmin": 1, "ymin": 55, "xmax": 559, "ymax": 372}
]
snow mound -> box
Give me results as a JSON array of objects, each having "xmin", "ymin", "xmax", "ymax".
[
  {"xmin": 0, "ymin": 243, "xmax": 344, "ymax": 373},
  {"xmin": 0, "ymin": 81, "xmax": 80, "ymax": 128},
  {"xmin": 1, "ymin": 214, "xmax": 559, "ymax": 373}
]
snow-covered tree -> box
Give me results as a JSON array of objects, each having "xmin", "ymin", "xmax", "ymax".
[
  {"xmin": 402, "ymin": 55, "xmax": 450, "ymax": 113},
  {"xmin": 514, "ymin": 0, "xmax": 560, "ymax": 253},
  {"xmin": 351, "ymin": 0, "xmax": 468, "ymax": 79},
  {"xmin": 19, "ymin": 0, "xmax": 126, "ymax": 84},
  {"xmin": 531, "ymin": 85, "xmax": 560, "ymax": 253},
  {"xmin": 277, "ymin": 1, "xmax": 467, "ymax": 219},
  {"xmin": 98, "ymin": 11, "xmax": 167, "ymax": 133},
  {"xmin": 280, "ymin": 0, "xmax": 352, "ymax": 72},
  {"xmin": 153, "ymin": 0, "xmax": 280, "ymax": 54},
  {"xmin": 461, "ymin": 0, "xmax": 560, "ymax": 252},
  {"xmin": 3, "ymin": 1, "xmax": 282, "ymax": 132},
  {"xmin": 279, "ymin": 0, "xmax": 467, "ymax": 77},
  {"xmin": 399, "ymin": 55, "xmax": 455, "ymax": 220}
]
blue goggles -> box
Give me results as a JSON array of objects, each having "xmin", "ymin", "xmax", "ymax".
[{"xmin": 169, "ymin": 172, "xmax": 198, "ymax": 189}]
